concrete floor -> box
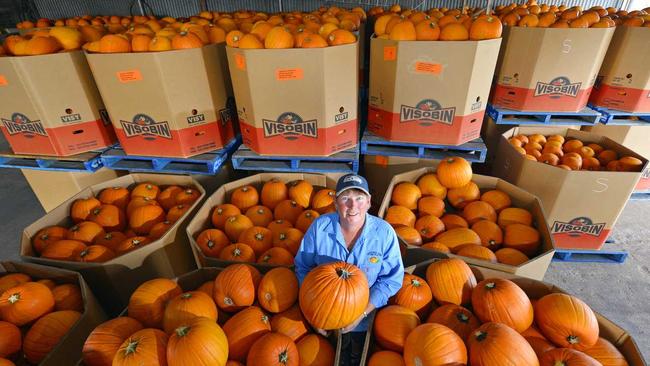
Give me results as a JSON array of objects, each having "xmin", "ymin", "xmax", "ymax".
[{"xmin": 0, "ymin": 136, "xmax": 648, "ymax": 361}]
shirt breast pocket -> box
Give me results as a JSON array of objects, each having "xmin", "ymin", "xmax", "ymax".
[{"xmin": 361, "ymin": 262, "xmax": 381, "ymax": 286}]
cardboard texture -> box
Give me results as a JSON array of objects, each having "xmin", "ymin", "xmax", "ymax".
[
  {"xmin": 0, "ymin": 260, "xmax": 107, "ymax": 366},
  {"xmin": 21, "ymin": 168, "xmax": 121, "ymax": 212},
  {"xmin": 226, "ymin": 43, "xmax": 359, "ymax": 156},
  {"xmin": 590, "ymin": 27, "xmax": 650, "ymax": 112},
  {"xmin": 492, "ymin": 27, "xmax": 614, "ymax": 112},
  {"xmin": 186, "ymin": 172, "xmax": 343, "ymax": 269},
  {"xmin": 86, "ymin": 44, "xmax": 236, "ymax": 158},
  {"xmin": 493, "ymin": 126, "xmax": 647, "ymax": 250},
  {"xmin": 377, "ymin": 167, "xmax": 555, "ymax": 280},
  {"xmin": 367, "ymin": 37, "xmax": 501, "ymax": 145},
  {"xmin": 582, "ymin": 124, "xmax": 650, "ymax": 191},
  {"xmin": 0, "ymin": 51, "xmax": 116, "ymax": 156},
  {"xmin": 20, "ymin": 173, "xmax": 205, "ymax": 316},
  {"xmin": 359, "ymin": 256, "xmax": 646, "ymax": 366}
]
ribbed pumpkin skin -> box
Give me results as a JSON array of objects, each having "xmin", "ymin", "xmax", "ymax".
[
  {"xmin": 0, "ymin": 281, "xmax": 55, "ymax": 326},
  {"xmin": 258, "ymin": 268, "xmax": 298, "ymax": 313},
  {"xmin": 467, "ymin": 322, "xmax": 539, "ymax": 366},
  {"xmin": 0, "ymin": 321, "xmax": 21, "ymax": 358},
  {"xmin": 261, "ymin": 179, "xmax": 288, "ymax": 210},
  {"xmin": 373, "ymin": 305, "xmax": 420, "ymax": 352},
  {"xmin": 270, "ymin": 305, "xmax": 310, "ymax": 342},
  {"xmin": 213, "ymin": 264, "xmax": 261, "ymax": 312},
  {"xmin": 539, "ymin": 348, "xmax": 602, "ymax": 366},
  {"xmin": 583, "ymin": 338, "xmax": 629, "ymax": 366},
  {"xmin": 247, "ymin": 332, "xmax": 299, "ymax": 366},
  {"xmin": 391, "ymin": 273, "xmax": 432, "ymax": 318},
  {"xmin": 82, "ymin": 317, "xmax": 143, "ymax": 366},
  {"xmin": 471, "ymin": 278, "xmax": 534, "ymax": 333},
  {"xmin": 456, "ymin": 244, "xmax": 498, "ymax": 263},
  {"xmin": 288, "ymin": 180, "xmax": 313, "ymax": 208},
  {"xmin": 167, "ymin": 317, "xmax": 229, "ymax": 366},
  {"xmin": 128, "ymin": 278, "xmax": 182, "ymax": 328},
  {"xmin": 163, "ymin": 291, "xmax": 218, "ymax": 334},
  {"xmin": 296, "ymin": 334, "xmax": 335, "ymax": 366},
  {"xmin": 534, "ymin": 293, "xmax": 599, "ymax": 351},
  {"xmin": 223, "ymin": 306, "xmax": 271, "ymax": 362},
  {"xmin": 435, "ymin": 228, "xmax": 482, "ymax": 253},
  {"xmin": 0, "ymin": 273, "xmax": 31, "ymax": 293},
  {"xmin": 112, "ymin": 328, "xmax": 168, "ymax": 366},
  {"xmin": 369, "ymin": 350, "xmax": 406, "ymax": 366},
  {"xmin": 403, "ymin": 323, "xmax": 467, "ymax": 366},
  {"xmin": 299, "ymin": 262, "xmax": 369, "ymax": 330},
  {"xmin": 526, "ymin": 336, "xmax": 556, "ymax": 358},
  {"xmin": 436, "ymin": 158, "xmax": 473, "ymax": 189},
  {"xmin": 426, "ymin": 304, "xmax": 480, "ymax": 341},
  {"xmin": 23, "ymin": 310, "xmax": 82, "ymax": 364},
  {"xmin": 52, "ymin": 283, "xmax": 83, "ymax": 311},
  {"xmin": 425, "ymin": 258, "xmax": 477, "ymax": 306}
]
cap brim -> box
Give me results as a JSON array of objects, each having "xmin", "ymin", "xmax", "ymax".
[{"xmin": 336, "ymin": 186, "xmax": 371, "ymax": 197}]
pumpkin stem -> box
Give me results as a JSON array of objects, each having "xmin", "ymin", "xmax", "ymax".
[
  {"xmin": 485, "ymin": 282, "xmax": 496, "ymax": 289},
  {"xmin": 567, "ymin": 335, "xmax": 580, "ymax": 344},
  {"xmin": 224, "ymin": 297, "xmax": 234, "ymax": 305},
  {"xmin": 233, "ymin": 248, "xmax": 241, "ymax": 256},
  {"xmin": 278, "ymin": 350, "xmax": 289, "ymax": 365},
  {"xmin": 457, "ymin": 312, "xmax": 469, "ymax": 323},
  {"xmin": 255, "ymin": 233, "xmax": 264, "ymax": 241},
  {"xmin": 124, "ymin": 339, "xmax": 139, "ymax": 355},
  {"xmin": 207, "ymin": 240, "xmax": 215, "ymax": 249},
  {"xmin": 181, "ymin": 293, "xmax": 192, "ymax": 299},
  {"xmin": 175, "ymin": 325, "xmax": 190, "ymax": 337},
  {"xmin": 261, "ymin": 315, "xmax": 269, "ymax": 323},
  {"xmin": 446, "ymin": 158, "xmax": 455, "ymax": 164},
  {"xmin": 217, "ymin": 208, "xmax": 224, "ymax": 215},
  {"xmin": 411, "ymin": 279, "xmax": 421, "ymax": 287},
  {"xmin": 262, "ymin": 255, "xmax": 271, "ymax": 262},
  {"xmin": 264, "ymin": 293, "xmax": 272, "ymax": 301},
  {"xmin": 79, "ymin": 249, "xmax": 89, "ymax": 258},
  {"xmin": 279, "ymin": 233, "xmax": 286, "ymax": 240},
  {"xmin": 257, "ymin": 209, "xmax": 265, "ymax": 214},
  {"xmin": 474, "ymin": 330, "xmax": 488, "ymax": 342},
  {"xmin": 8, "ymin": 293, "xmax": 20, "ymax": 304},
  {"xmin": 105, "ymin": 233, "xmax": 113, "ymax": 240},
  {"xmin": 336, "ymin": 268, "xmax": 351, "ymax": 279}
]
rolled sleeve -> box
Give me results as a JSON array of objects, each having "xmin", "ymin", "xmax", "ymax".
[
  {"xmin": 295, "ymin": 221, "xmax": 318, "ymax": 286},
  {"xmin": 368, "ymin": 227, "xmax": 404, "ymax": 308}
]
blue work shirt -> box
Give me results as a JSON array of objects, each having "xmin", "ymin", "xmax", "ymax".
[{"xmin": 295, "ymin": 212, "xmax": 404, "ymax": 331}]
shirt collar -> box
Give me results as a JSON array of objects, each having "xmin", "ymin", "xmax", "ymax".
[{"xmin": 331, "ymin": 212, "xmax": 371, "ymax": 251}]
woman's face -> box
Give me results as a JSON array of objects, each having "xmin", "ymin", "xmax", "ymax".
[{"xmin": 336, "ymin": 189, "xmax": 371, "ymax": 227}]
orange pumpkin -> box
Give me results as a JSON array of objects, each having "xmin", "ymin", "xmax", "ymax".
[
  {"xmin": 526, "ymin": 336, "xmax": 556, "ymax": 357},
  {"xmin": 224, "ymin": 214, "xmax": 254, "ymax": 242},
  {"xmin": 0, "ymin": 281, "xmax": 54, "ymax": 326},
  {"xmin": 213, "ymin": 264, "xmax": 261, "ymax": 312},
  {"xmin": 0, "ymin": 273, "xmax": 31, "ymax": 294},
  {"xmin": 258, "ymin": 268, "xmax": 298, "ymax": 313},
  {"xmin": 417, "ymin": 196, "xmax": 445, "ymax": 218},
  {"xmin": 41, "ymin": 239, "xmax": 88, "ymax": 261},
  {"xmin": 222, "ymin": 306, "xmax": 272, "ymax": 361},
  {"xmin": 295, "ymin": 210, "xmax": 320, "ymax": 233},
  {"xmin": 211, "ymin": 204, "xmax": 241, "ymax": 229},
  {"xmin": 23, "ymin": 310, "xmax": 82, "ymax": 364},
  {"xmin": 66, "ymin": 221, "xmax": 105, "ymax": 244},
  {"xmin": 246, "ymin": 205, "xmax": 275, "ymax": 227},
  {"xmin": 157, "ymin": 185, "xmax": 183, "ymax": 210},
  {"xmin": 112, "ymin": 328, "xmax": 168, "ymax": 366},
  {"xmin": 374, "ymin": 305, "xmax": 420, "ymax": 352},
  {"xmin": 539, "ymin": 348, "xmax": 601, "ymax": 366},
  {"xmin": 88, "ymin": 204, "xmax": 126, "ymax": 232},
  {"xmin": 440, "ymin": 214, "xmax": 469, "ymax": 229},
  {"xmin": 246, "ymin": 332, "xmax": 299, "ymax": 366},
  {"xmin": 447, "ymin": 181, "xmax": 480, "ymax": 209},
  {"xmin": 162, "ymin": 291, "xmax": 218, "ymax": 334},
  {"xmin": 503, "ymin": 224, "xmax": 541, "ymax": 257},
  {"xmin": 126, "ymin": 196, "xmax": 160, "ymax": 218},
  {"xmin": 456, "ymin": 244, "xmax": 497, "ymax": 263},
  {"xmin": 535, "ymin": 293, "xmax": 599, "ymax": 351},
  {"xmin": 115, "ymin": 236, "xmax": 150, "ymax": 255},
  {"xmin": 51, "ymin": 283, "xmax": 83, "ymax": 311},
  {"xmin": 129, "ymin": 205, "xmax": 165, "ymax": 235},
  {"xmin": 0, "ymin": 321, "xmax": 21, "ymax": 358},
  {"xmin": 426, "ymin": 304, "xmax": 480, "ymax": 341},
  {"xmin": 196, "ymin": 228, "xmax": 230, "ymax": 257},
  {"xmin": 274, "ymin": 200, "xmax": 304, "ymax": 226},
  {"xmin": 71, "ymin": 197, "xmax": 101, "ymax": 223},
  {"xmin": 148, "ymin": 220, "xmax": 173, "ymax": 240},
  {"xmin": 258, "ymin": 247, "xmax": 295, "ymax": 266},
  {"xmin": 425, "ymin": 258, "xmax": 476, "ymax": 306},
  {"xmin": 299, "ymin": 262, "xmax": 369, "ymax": 330},
  {"xmin": 391, "ymin": 273, "xmax": 432, "ymax": 318},
  {"xmin": 480, "ymin": 190, "xmax": 511, "ymax": 212},
  {"xmin": 368, "ymin": 350, "xmax": 405, "ymax": 366},
  {"xmin": 272, "ymin": 228, "xmax": 304, "ymax": 256},
  {"xmin": 394, "ymin": 226, "xmax": 423, "ymax": 246},
  {"xmin": 416, "ymin": 173, "xmax": 447, "ymax": 199},
  {"xmin": 32, "ymin": 226, "xmax": 68, "ymax": 254},
  {"xmin": 385, "ymin": 205, "xmax": 417, "ymax": 228},
  {"xmin": 167, "ymin": 317, "xmax": 228, "ymax": 366},
  {"xmin": 471, "ymin": 220, "xmax": 503, "ymax": 250},
  {"xmin": 391, "ymin": 182, "xmax": 422, "ymax": 210},
  {"xmin": 311, "ymin": 189, "xmax": 336, "ymax": 214},
  {"xmin": 435, "ymin": 228, "xmax": 481, "ymax": 253},
  {"xmin": 296, "ymin": 334, "xmax": 335, "ymax": 366},
  {"xmin": 174, "ymin": 188, "xmax": 200, "ymax": 205},
  {"xmin": 498, "ymin": 207, "xmax": 533, "ymax": 228},
  {"xmin": 462, "ymin": 201, "xmax": 497, "ymax": 225},
  {"xmin": 128, "ymin": 278, "xmax": 182, "ymax": 328},
  {"xmin": 270, "ymin": 305, "xmax": 310, "ymax": 342},
  {"xmin": 131, "ymin": 182, "xmax": 160, "ymax": 200},
  {"xmin": 471, "ymin": 278, "xmax": 533, "ymax": 332},
  {"xmin": 415, "ymin": 215, "xmax": 445, "ymax": 240},
  {"xmin": 467, "ymin": 322, "xmax": 539, "ymax": 366},
  {"xmin": 288, "ymin": 180, "xmax": 314, "ymax": 208},
  {"xmin": 421, "ymin": 241, "xmax": 451, "ymax": 254},
  {"xmin": 436, "ymin": 157, "xmax": 473, "ymax": 188},
  {"xmin": 265, "ymin": 26, "xmax": 294, "ymax": 48},
  {"xmin": 583, "ymin": 337, "xmax": 629, "ymax": 366},
  {"xmin": 495, "ymin": 248, "xmax": 530, "ymax": 266},
  {"xmin": 403, "ymin": 323, "xmax": 467, "ymax": 366},
  {"xmin": 261, "ymin": 179, "xmax": 288, "ymax": 210},
  {"xmin": 219, "ymin": 243, "xmax": 256, "ymax": 263},
  {"xmin": 231, "ymin": 185, "xmax": 260, "ymax": 211},
  {"xmin": 171, "ymin": 31, "xmax": 204, "ymax": 49}
]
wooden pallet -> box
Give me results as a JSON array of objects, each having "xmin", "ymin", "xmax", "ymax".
[
  {"xmin": 589, "ymin": 105, "xmax": 650, "ymax": 125},
  {"xmin": 231, "ymin": 145, "xmax": 359, "ymax": 174},
  {"xmin": 360, "ymin": 131, "xmax": 487, "ymax": 163},
  {"xmin": 487, "ymin": 104, "xmax": 601, "ymax": 125},
  {"xmin": 100, "ymin": 137, "xmax": 239, "ymax": 175},
  {"xmin": 0, "ymin": 149, "xmax": 104, "ymax": 172}
]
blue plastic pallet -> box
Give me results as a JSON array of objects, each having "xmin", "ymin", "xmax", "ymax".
[
  {"xmin": 553, "ymin": 248, "xmax": 628, "ymax": 264},
  {"xmin": 360, "ymin": 131, "xmax": 487, "ymax": 163},
  {"xmin": 100, "ymin": 137, "xmax": 239, "ymax": 175},
  {"xmin": 589, "ymin": 105, "xmax": 650, "ymax": 125},
  {"xmin": 630, "ymin": 191, "xmax": 650, "ymax": 200},
  {"xmin": 231, "ymin": 145, "xmax": 359, "ymax": 174},
  {"xmin": 0, "ymin": 149, "xmax": 104, "ymax": 172},
  {"xmin": 487, "ymin": 104, "xmax": 601, "ymax": 125}
]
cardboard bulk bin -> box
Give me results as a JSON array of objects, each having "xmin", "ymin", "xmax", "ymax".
[
  {"xmin": 1, "ymin": 261, "xmax": 107, "ymax": 366},
  {"xmin": 494, "ymin": 127, "xmax": 647, "ymax": 250},
  {"xmin": 582, "ymin": 124, "xmax": 650, "ymax": 192},
  {"xmin": 186, "ymin": 172, "xmax": 342, "ymax": 269},
  {"xmin": 86, "ymin": 44, "xmax": 236, "ymax": 158},
  {"xmin": 21, "ymin": 173, "xmax": 205, "ymax": 316},
  {"xmin": 377, "ymin": 167, "xmax": 555, "ymax": 280},
  {"xmin": 226, "ymin": 43, "xmax": 359, "ymax": 156},
  {"xmin": 367, "ymin": 37, "xmax": 501, "ymax": 146},
  {"xmin": 0, "ymin": 51, "xmax": 116, "ymax": 156},
  {"xmin": 359, "ymin": 257, "xmax": 646, "ymax": 366},
  {"xmin": 590, "ymin": 27, "xmax": 650, "ymax": 113},
  {"xmin": 492, "ymin": 27, "xmax": 614, "ymax": 112}
]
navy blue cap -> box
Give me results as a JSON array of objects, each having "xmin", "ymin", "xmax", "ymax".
[{"xmin": 336, "ymin": 174, "xmax": 370, "ymax": 197}]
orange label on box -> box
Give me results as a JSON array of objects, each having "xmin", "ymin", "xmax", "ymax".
[
  {"xmin": 375, "ymin": 155, "xmax": 389, "ymax": 167},
  {"xmin": 235, "ymin": 54, "xmax": 246, "ymax": 70},
  {"xmin": 276, "ymin": 69, "xmax": 303, "ymax": 81},
  {"xmin": 0, "ymin": 75, "xmax": 7, "ymax": 86},
  {"xmin": 117, "ymin": 70, "xmax": 142, "ymax": 83},
  {"xmin": 383, "ymin": 46, "xmax": 397, "ymax": 61},
  {"xmin": 415, "ymin": 62, "xmax": 442, "ymax": 75}
]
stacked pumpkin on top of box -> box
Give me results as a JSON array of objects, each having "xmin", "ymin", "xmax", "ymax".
[{"xmin": 379, "ymin": 157, "xmax": 555, "ymax": 280}]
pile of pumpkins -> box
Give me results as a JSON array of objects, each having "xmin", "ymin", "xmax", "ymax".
[
  {"xmin": 508, "ymin": 133, "xmax": 645, "ymax": 172},
  {"xmin": 495, "ymin": 1, "xmax": 650, "ymax": 27},
  {"xmin": 195, "ymin": 178, "xmax": 336, "ymax": 265},
  {"xmin": 81, "ymin": 264, "xmax": 336, "ymax": 366},
  {"xmin": 31, "ymin": 182, "xmax": 200, "ymax": 263},
  {"xmin": 0, "ymin": 271, "xmax": 84, "ymax": 365},
  {"xmin": 384, "ymin": 156, "xmax": 544, "ymax": 265},
  {"xmin": 368, "ymin": 258, "xmax": 630, "ymax": 365}
]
